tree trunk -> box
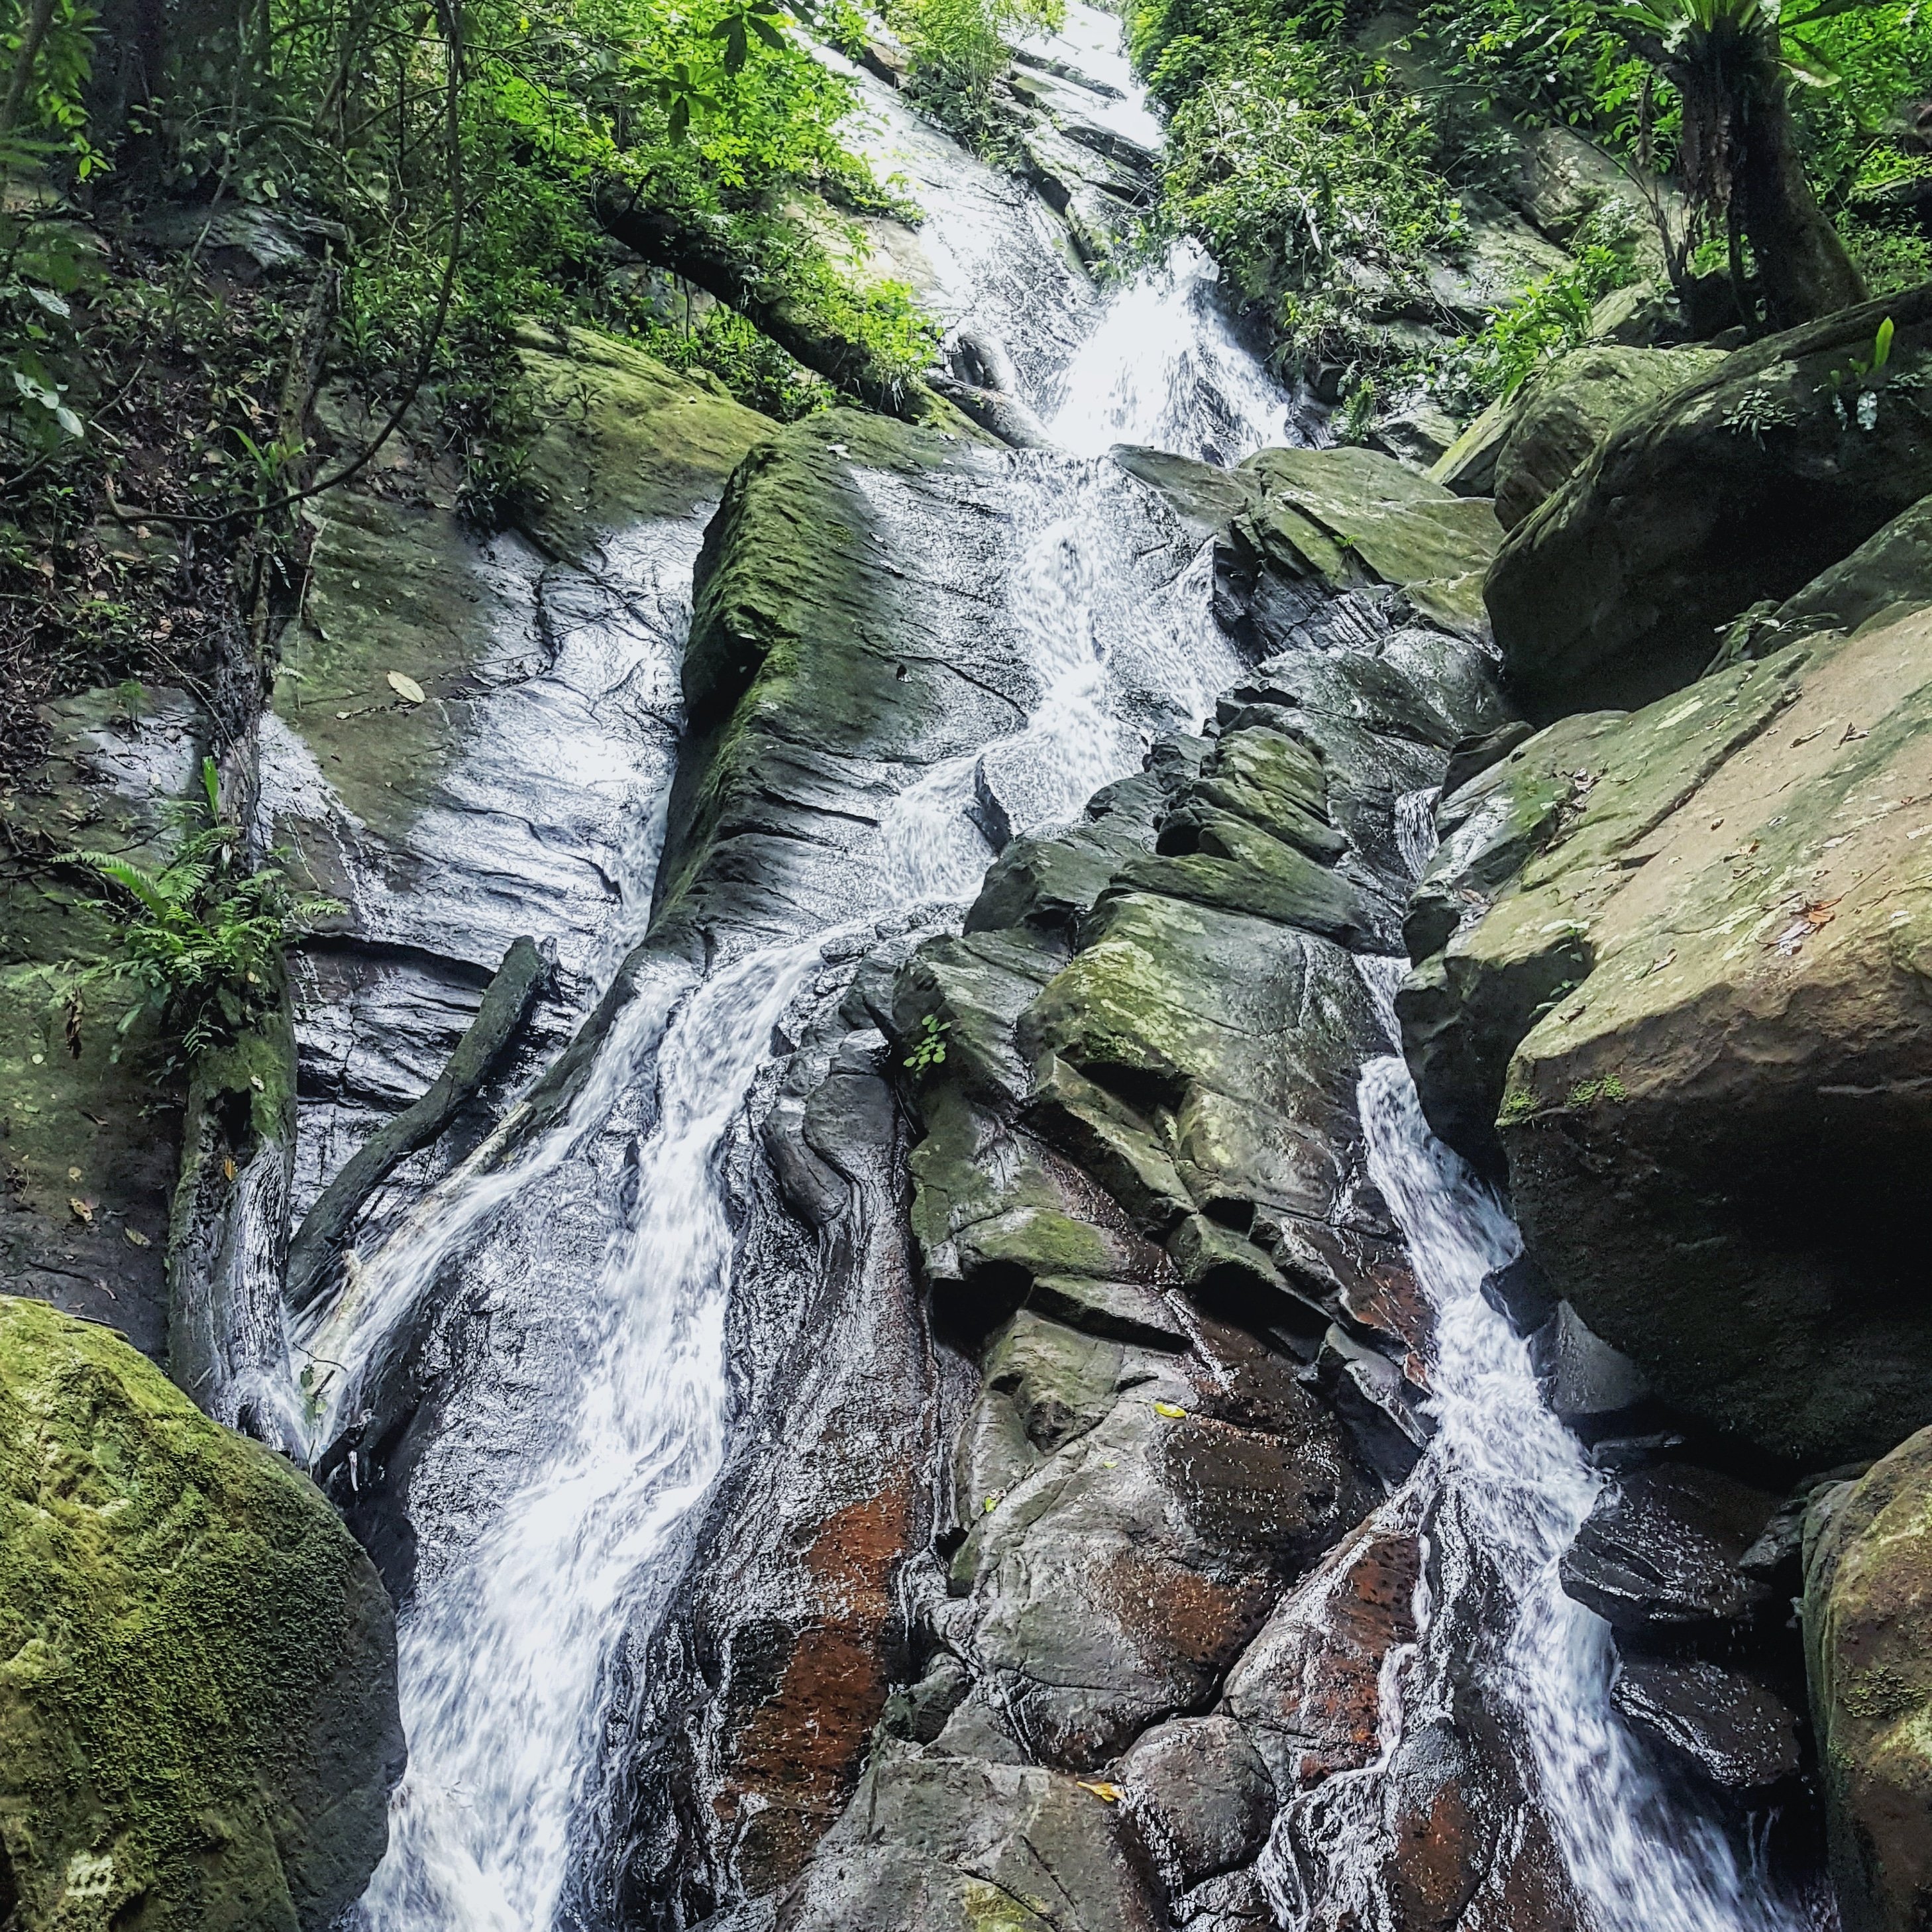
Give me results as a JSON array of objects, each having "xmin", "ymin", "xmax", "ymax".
[
  {"xmin": 1739, "ymin": 78, "xmax": 1868, "ymax": 329},
  {"xmin": 592, "ymin": 184, "xmax": 942, "ymax": 422}
]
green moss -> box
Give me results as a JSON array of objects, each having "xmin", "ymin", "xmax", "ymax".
[
  {"xmin": 1498, "ymin": 1083, "xmax": 1540, "ymax": 1123},
  {"xmin": 0, "ymin": 1297, "xmax": 368, "ymax": 1929},
  {"xmin": 1564, "ymin": 1072, "xmax": 1628, "ymax": 1107}
]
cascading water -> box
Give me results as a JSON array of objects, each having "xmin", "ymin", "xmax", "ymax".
[
  {"xmin": 1321, "ymin": 1049, "xmax": 1827, "ymax": 1932},
  {"xmin": 287, "ymin": 15, "xmax": 1297, "ymax": 1925},
  {"xmin": 285, "ymin": 5, "xmax": 1829, "ymax": 1923},
  {"xmin": 1265, "ymin": 932, "xmax": 1827, "ymax": 1929}
]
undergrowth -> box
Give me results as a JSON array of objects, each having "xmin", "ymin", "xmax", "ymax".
[{"xmin": 61, "ymin": 757, "xmax": 337, "ymax": 1073}]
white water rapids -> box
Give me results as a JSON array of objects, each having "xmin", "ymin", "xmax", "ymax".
[
  {"xmin": 281, "ymin": 9, "xmax": 1827, "ymax": 1929},
  {"xmin": 1342, "ymin": 1049, "xmax": 1822, "ymax": 1932}
]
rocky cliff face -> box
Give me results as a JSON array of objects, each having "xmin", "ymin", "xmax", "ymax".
[
  {"xmin": 579, "ymin": 438, "xmax": 1669, "ymax": 1932},
  {"xmin": 1399, "ymin": 301, "xmax": 1932, "ymax": 1927}
]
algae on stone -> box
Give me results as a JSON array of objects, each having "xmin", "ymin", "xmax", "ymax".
[
  {"xmin": 0, "ymin": 1295, "xmax": 403, "ymax": 1931},
  {"xmin": 1402, "ymin": 610, "xmax": 1932, "ymax": 1462},
  {"xmin": 1805, "ymin": 1429, "xmax": 1932, "ymax": 1932}
]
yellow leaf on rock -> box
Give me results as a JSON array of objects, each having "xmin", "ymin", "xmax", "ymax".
[
  {"xmin": 125, "ymin": 1227, "xmax": 151, "ymax": 1248},
  {"xmin": 68, "ymin": 1197, "xmax": 93, "ymax": 1224},
  {"xmin": 1153, "ymin": 1401, "xmax": 1187, "ymax": 1419},
  {"xmin": 1077, "ymin": 1781, "xmax": 1124, "ymax": 1803},
  {"xmin": 386, "ymin": 671, "xmax": 426, "ymax": 704},
  {"xmin": 222, "ymin": 1157, "xmax": 237, "ymax": 1181}
]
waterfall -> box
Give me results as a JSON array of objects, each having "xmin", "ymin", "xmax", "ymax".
[
  {"xmin": 291, "ymin": 16, "xmax": 1293, "ymax": 1924},
  {"xmin": 288, "ymin": 7, "xmax": 1830, "ymax": 1927},
  {"xmin": 1330, "ymin": 1051, "xmax": 1825, "ymax": 1932}
]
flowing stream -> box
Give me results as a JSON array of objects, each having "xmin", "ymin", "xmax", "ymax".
[
  {"xmin": 286, "ymin": 11, "xmax": 1826, "ymax": 1928},
  {"xmin": 1340, "ymin": 1051, "xmax": 1821, "ymax": 1932},
  {"xmin": 292, "ymin": 12, "xmax": 1293, "ymax": 1927}
]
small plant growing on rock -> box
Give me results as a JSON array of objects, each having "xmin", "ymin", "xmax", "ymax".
[
  {"xmin": 1721, "ymin": 386, "xmax": 1797, "ymax": 443},
  {"xmin": 62, "ymin": 757, "xmax": 337, "ymax": 1070},
  {"xmin": 1565, "ymin": 1073, "xmax": 1629, "ymax": 1108},
  {"xmin": 1825, "ymin": 315, "xmax": 1896, "ymax": 429},
  {"xmin": 902, "ymin": 1011, "xmax": 951, "ymax": 1073}
]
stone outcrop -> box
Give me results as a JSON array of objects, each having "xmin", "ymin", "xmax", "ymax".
[
  {"xmin": 0, "ymin": 1295, "xmax": 403, "ymax": 1929},
  {"xmin": 1400, "ymin": 609, "xmax": 1932, "ymax": 1464},
  {"xmin": 1805, "ymin": 1430, "xmax": 1932, "ymax": 1932},
  {"xmin": 1, "ymin": 687, "xmax": 207, "ymax": 1355},
  {"xmin": 266, "ymin": 328, "xmax": 774, "ymax": 1337},
  {"xmin": 1489, "ymin": 343, "xmax": 1726, "ymax": 531},
  {"xmin": 1487, "ymin": 287, "xmax": 1932, "ymax": 720},
  {"xmin": 659, "ymin": 445, "xmax": 1576, "ymax": 1932}
]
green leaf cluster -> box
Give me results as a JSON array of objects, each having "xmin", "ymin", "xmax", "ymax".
[
  {"xmin": 1152, "ymin": 27, "xmax": 1466, "ymax": 379},
  {"xmin": 63, "ymin": 759, "xmax": 339, "ymax": 1070}
]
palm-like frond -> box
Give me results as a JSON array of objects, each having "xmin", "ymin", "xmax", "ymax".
[{"xmin": 60, "ymin": 850, "xmax": 176, "ymax": 919}]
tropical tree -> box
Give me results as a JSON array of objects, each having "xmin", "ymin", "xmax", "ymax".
[{"xmin": 1611, "ymin": 0, "xmax": 1871, "ymax": 327}]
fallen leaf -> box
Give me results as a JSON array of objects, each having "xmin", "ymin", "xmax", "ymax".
[
  {"xmin": 69, "ymin": 1197, "xmax": 94, "ymax": 1224},
  {"xmin": 386, "ymin": 671, "xmax": 426, "ymax": 704},
  {"xmin": 1077, "ymin": 1781, "xmax": 1124, "ymax": 1803},
  {"xmin": 1773, "ymin": 897, "xmax": 1841, "ymax": 956},
  {"xmin": 125, "ymin": 1227, "xmax": 150, "ymax": 1248},
  {"xmin": 68, "ymin": 1166, "xmax": 81, "ymax": 1181},
  {"xmin": 249, "ymin": 1073, "xmax": 265, "ymax": 1091},
  {"xmin": 1153, "ymin": 1400, "xmax": 1188, "ymax": 1419},
  {"xmin": 222, "ymin": 1156, "xmax": 237, "ymax": 1181}
]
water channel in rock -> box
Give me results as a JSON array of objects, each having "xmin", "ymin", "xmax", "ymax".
[{"xmin": 279, "ymin": 12, "xmax": 1829, "ymax": 1927}]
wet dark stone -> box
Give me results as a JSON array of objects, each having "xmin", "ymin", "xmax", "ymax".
[
  {"xmin": 1479, "ymin": 1252, "xmax": 1559, "ymax": 1336},
  {"xmin": 1559, "ymin": 1464, "xmax": 1778, "ymax": 1638},
  {"xmin": 1611, "ymin": 1657, "xmax": 1801, "ymax": 1789},
  {"xmin": 1120, "ymin": 1716, "xmax": 1273, "ymax": 1892},
  {"xmin": 1530, "ymin": 1301, "xmax": 1652, "ymax": 1442},
  {"xmin": 1440, "ymin": 720, "xmax": 1536, "ymax": 803},
  {"xmin": 879, "ymin": 1654, "xmax": 973, "ymax": 1745}
]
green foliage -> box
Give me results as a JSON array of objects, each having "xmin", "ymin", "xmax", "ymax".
[
  {"xmin": 1424, "ymin": 0, "xmax": 1652, "ymax": 144},
  {"xmin": 1157, "ymin": 32, "xmax": 1465, "ymax": 378},
  {"xmin": 1565, "ymin": 1071, "xmax": 1628, "ymax": 1106},
  {"xmin": 890, "ymin": 0, "xmax": 1065, "ymax": 156},
  {"xmin": 0, "ymin": 175, "xmax": 95, "ymax": 465},
  {"xmin": 641, "ymin": 303, "xmax": 834, "ymax": 417},
  {"xmin": 63, "ymin": 759, "xmax": 337, "ymax": 1069},
  {"xmin": 1720, "ymin": 383, "xmax": 1798, "ymax": 439},
  {"xmin": 1437, "ymin": 209, "xmax": 1637, "ymax": 408},
  {"xmin": 903, "ymin": 1010, "xmax": 951, "ymax": 1072},
  {"xmin": 1844, "ymin": 212, "xmax": 1932, "ymax": 295}
]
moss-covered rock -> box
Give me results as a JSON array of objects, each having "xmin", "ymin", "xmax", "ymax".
[
  {"xmin": 1401, "ymin": 610, "xmax": 1932, "ymax": 1462},
  {"xmin": 1490, "ymin": 343, "xmax": 1727, "ymax": 532},
  {"xmin": 1487, "ymin": 286, "xmax": 1932, "ymax": 721},
  {"xmin": 0, "ymin": 687, "xmax": 208, "ymax": 1357},
  {"xmin": 515, "ymin": 323, "xmax": 777, "ymax": 555},
  {"xmin": 1805, "ymin": 1429, "xmax": 1932, "ymax": 1932},
  {"xmin": 0, "ymin": 1295, "xmax": 403, "ymax": 1929},
  {"xmin": 1229, "ymin": 446, "xmax": 1504, "ymax": 637}
]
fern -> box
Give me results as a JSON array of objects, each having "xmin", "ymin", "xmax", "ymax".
[{"xmin": 61, "ymin": 800, "xmax": 339, "ymax": 1071}]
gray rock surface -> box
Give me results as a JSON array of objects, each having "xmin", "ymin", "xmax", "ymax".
[{"xmin": 1487, "ymin": 286, "xmax": 1932, "ymax": 720}]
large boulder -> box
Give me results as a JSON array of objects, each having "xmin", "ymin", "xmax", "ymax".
[
  {"xmin": 1400, "ymin": 609, "xmax": 1932, "ymax": 1463},
  {"xmin": 0, "ymin": 1295, "xmax": 403, "ymax": 1929},
  {"xmin": 1805, "ymin": 1428, "xmax": 1932, "ymax": 1932},
  {"xmin": 1489, "ymin": 343, "xmax": 1727, "ymax": 532},
  {"xmin": 1487, "ymin": 286, "xmax": 1932, "ymax": 721},
  {"xmin": 1223, "ymin": 446, "xmax": 1505, "ymax": 639}
]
